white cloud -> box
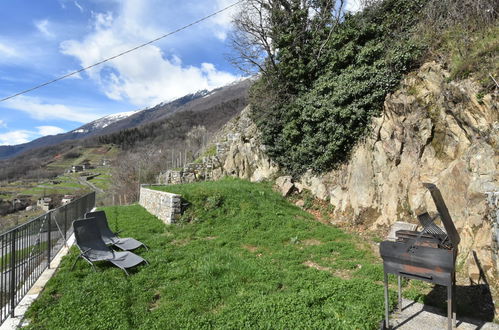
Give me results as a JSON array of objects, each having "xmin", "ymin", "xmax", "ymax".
[
  {"xmin": 0, "ymin": 36, "xmax": 57, "ymax": 66},
  {"xmin": 345, "ymin": 0, "xmax": 363, "ymax": 13},
  {"xmin": 61, "ymin": 70, "xmax": 83, "ymax": 79},
  {"xmin": 211, "ymin": 0, "xmax": 240, "ymax": 40},
  {"xmin": 3, "ymin": 95, "xmax": 104, "ymax": 123},
  {"xmin": 37, "ymin": 126, "xmax": 65, "ymax": 136},
  {"xmin": 0, "ymin": 130, "xmax": 32, "ymax": 145},
  {"xmin": 74, "ymin": 1, "xmax": 84, "ymax": 12},
  {"xmin": 0, "ymin": 42, "xmax": 18, "ymax": 58},
  {"xmin": 35, "ymin": 19, "xmax": 55, "ymax": 39},
  {"xmin": 0, "ymin": 126, "xmax": 65, "ymax": 146},
  {"xmin": 0, "ymin": 120, "xmax": 6, "ymax": 128},
  {"xmin": 60, "ymin": 2, "xmax": 239, "ymax": 107}
]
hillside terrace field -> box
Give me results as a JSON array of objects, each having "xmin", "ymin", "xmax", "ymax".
[
  {"xmin": 26, "ymin": 179, "xmax": 411, "ymax": 329},
  {"xmin": 0, "ymin": 145, "xmax": 116, "ymax": 227},
  {"xmin": 0, "ymin": 145, "xmax": 116, "ymax": 200}
]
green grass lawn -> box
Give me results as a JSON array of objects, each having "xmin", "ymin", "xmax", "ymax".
[{"xmin": 25, "ymin": 178, "xmax": 395, "ymax": 329}]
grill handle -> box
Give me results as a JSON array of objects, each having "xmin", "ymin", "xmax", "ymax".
[{"xmin": 399, "ymin": 272, "xmax": 433, "ymax": 281}]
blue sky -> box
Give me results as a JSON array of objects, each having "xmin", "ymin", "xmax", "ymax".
[{"xmin": 0, "ymin": 0, "xmax": 244, "ymax": 145}]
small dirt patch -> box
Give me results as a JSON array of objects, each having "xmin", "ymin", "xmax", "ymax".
[
  {"xmin": 211, "ymin": 303, "xmax": 225, "ymax": 314},
  {"xmin": 332, "ymin": 268, "xmax": 354, "ymax": 279},
  {"xmin": 306, "ymin": 209, "xmax": 334, "ymax": 225},
  {"xmin": 302, "ymin": 239, "xmax": 322, "ymax": 246},
  {"xmin": 149, "ymin": 292, "xmax": 161, "ymax": 311},
  {"xmin": 303, "ymin": 260, "xmax": 331, "ymax": 272},
  {"xmin": 242, "ymin": 244, "xmax": 259, "ymax": 253},
  {"xmin": 92, "ymin": 146, "xmax": 111, "ymax": 154},
  {"xmin": 171, "ymin": 238, "xmax": 190, "ymax": 246},
  {"xmin": 320, "ymin": 255, "xmax": 338, "ymax": 262},
  {"xmin": 303, "ymin": 260, "xmax": 357, "ymax": 279},
  {"xmin": 51, "ymin": 293, "xmax": 62, "ymax": 300}
]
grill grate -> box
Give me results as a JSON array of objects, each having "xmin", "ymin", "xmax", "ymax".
[{"xmin": 417, "ymin": 212, "xmax": 452, "ymax": 249}]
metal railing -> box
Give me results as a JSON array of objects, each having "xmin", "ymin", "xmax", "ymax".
[{"xmin": 0, "ymin": 192, "xmax": 95, "ymax": 324}]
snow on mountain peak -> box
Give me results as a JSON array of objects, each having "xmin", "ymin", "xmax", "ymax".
[
  {"xmin": 91, "ymin": 110, "xmax": 139, "ymax": 129},
  {"xmin": 72, "ymin": 110, "xmax": 139, "ymax": 134},
  {"xmin": 102, "ymin": 110, "xmax": 139, "ymax": 121}
]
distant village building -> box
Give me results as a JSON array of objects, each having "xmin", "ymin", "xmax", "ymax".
[
  {"xmin": 13, "ymin": 198, "xmax": 24, "ymax": 205},
  {"xmin": 80, "ymin": 161, "xmax": 93, "ymax": 170},
  {"xmin": 61, "ymin": 195, "xmax": 75, "ymax": 205},
  {"xmin": 12, "ymin": 197, "xmax": 31, "ymax": 212},
  {"xmin": 71, "ymin": 165, "xmax": 84, "ymax": 173},
  {"xmin": 37, "ymin": 197, "xmax": 52, "ymax": 212}
]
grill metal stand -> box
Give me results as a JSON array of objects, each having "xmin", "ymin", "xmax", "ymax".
[{"xmin": 380, "ymin": 183, "xmax": 460, "ymax": 330}]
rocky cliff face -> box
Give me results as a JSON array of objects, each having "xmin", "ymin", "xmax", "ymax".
[{"xmin": 213, "ymin": 62, "xmax": 498, "ymax": 282}]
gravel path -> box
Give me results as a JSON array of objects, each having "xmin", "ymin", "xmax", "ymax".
[{"xmin": 387, "ymin": 299, "xmax": 499, "ymax": 329}]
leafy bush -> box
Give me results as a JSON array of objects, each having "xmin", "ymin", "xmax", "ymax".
[
  {"xmin": 251, "ymin": 0, "xmax": 425, "ymax": 176},
  {"xmin": 248, "ymin": 0, "xmax": 497, "ymax": 176}
]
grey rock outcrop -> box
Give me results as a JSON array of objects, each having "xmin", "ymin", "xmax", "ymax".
[
  {"xmin": 211, "ymin": 107, "xmax": 279, "ymax": 182},
  {"xmin": 275, "ymin": 176, "xmax": 295, "ymax": 196},
  {"xmin": 214, "ymin": 62, "xmax": 499, "ymax": 280}
]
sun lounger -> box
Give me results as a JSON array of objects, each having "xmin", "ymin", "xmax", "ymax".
[
  {"xmin": 85, "ymin": 210, "xmax": 148, "ymax": 251},
  {"xmin": 72, "ymin": 217, "xmax": 147, "ymax": 275}
]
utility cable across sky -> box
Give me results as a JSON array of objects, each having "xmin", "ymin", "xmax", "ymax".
[{"xmin": 0, "ymin": 0, "xmax": 244, "ymax": 103}]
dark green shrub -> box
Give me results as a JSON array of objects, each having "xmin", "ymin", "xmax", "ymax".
[{"xmin": 251, "ymin": 0, "xmax": 425, "ymax": 176}]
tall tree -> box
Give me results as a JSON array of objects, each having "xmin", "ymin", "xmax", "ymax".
[{"xmin": 229, "ymin": 0, "xmax": 344, "ymax": 94}]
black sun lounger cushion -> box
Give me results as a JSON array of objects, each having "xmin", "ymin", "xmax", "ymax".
[
  {"xmin": 85, "ymin": 210, "xmax": 148, "ymax": 251},
  {"xmin": 73, "ymin": 217, "xmax": 147, "ymax": 275}
]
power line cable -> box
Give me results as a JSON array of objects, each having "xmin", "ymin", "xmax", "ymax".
[{"xmin": 0, "ymin": 0, "xmax": 244, "ymax": 103}]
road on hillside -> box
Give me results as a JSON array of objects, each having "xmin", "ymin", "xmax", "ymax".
[{"xmin": 77, "ymin": 177, "xmax": 104, "ymax": 194}]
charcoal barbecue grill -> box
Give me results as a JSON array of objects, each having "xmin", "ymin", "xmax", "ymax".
[{"xmin": 380, "ymin": 183, "xmax": 460, "ymax": 329}]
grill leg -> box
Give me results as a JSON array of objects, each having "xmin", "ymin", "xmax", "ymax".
[
  {"xmin": 452, "ymin": 272, "xmax": 456, "ymax": 327},
  {"xmin": 447, "ymin": 284, "xmax": 452, "ymax": 330},
  {"xmin": 384, "ymin": 272, "xmax": 390, "ymax": 329},
  {"xmin": 397, "ymin": 275, "xmax": 402, "ymax": 310}
]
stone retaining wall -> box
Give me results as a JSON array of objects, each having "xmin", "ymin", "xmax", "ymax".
[
  {"xmin": 139, "ymin": 185, "xmax": 181, "ymax": 224},
  {"xmin": 157, "ymin": 156, "xmax": 220, "ymax": 185}
]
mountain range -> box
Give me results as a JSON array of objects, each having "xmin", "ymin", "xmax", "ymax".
[{"xmin": 0, "ymin": 78, "xmax": 251, "ymax": 160}]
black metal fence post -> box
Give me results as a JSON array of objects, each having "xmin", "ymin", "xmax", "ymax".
[
  {"xmin": 10, "ymin": 230, "xmax": 16, "ymax": 317},
  {"xmin": 64, "ymin": 206, "xmax": 68, "ymax": 242},
  {"xmin": 0, "ymin": 191, "xmax": 95, "ymax": 324},
  {"xmin": 47, "ymin": 212, "xmax": 51, "ymax": 269}
]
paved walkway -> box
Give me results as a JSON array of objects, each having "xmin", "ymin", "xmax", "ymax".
[{"xmin": 388, "ymin": 299, "xmax": 499, "ymax": 329}]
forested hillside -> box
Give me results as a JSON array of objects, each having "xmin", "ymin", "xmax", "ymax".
[
  {"xmin": 98, "ymin": 97, "xmax": 247, "ymax": 150},
  {"xmin": 0, "ymin": 80, "xmax": 249, "ymax": 183},
  {"xmin": 0, "ymin": 79, "xmax": 250, "ymax": 160}
]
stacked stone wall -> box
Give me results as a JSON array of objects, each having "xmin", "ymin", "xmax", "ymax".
[
  {"xmin": 157, "ymin": 155, "xmax": 221, "ymax": 185},
  {"xmin": 139, "ymin": 186, "xmax": 181, "ymax": 224}
]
